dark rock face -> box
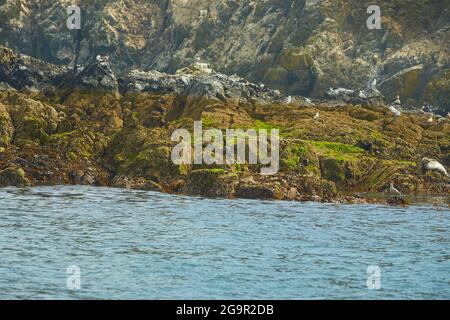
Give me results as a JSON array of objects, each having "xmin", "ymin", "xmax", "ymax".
[
  {"xmin": 183, "ymin": 169, "xmax": 235, "ymax": 198},
  {"xmin": 0, "ymin": 0, "xmax": 449, "ymax": 113},
  {"xmin": 0, "ymin": 47, "xmax": 117, "ymax": 94},
  {"xmin": 0, "ymin": 47, "xmax": 283, "ymax": 105},
  {"xmin": 0, "ymin": 46, "xmax": 67, "ymax": 92}
]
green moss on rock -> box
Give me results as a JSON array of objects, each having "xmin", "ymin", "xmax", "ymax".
[
  {"xmin": 0, "ymin": 102, "xmax": 13, "ymax": 147},
  {"xmin": 0, "ymin": 167, "xmax": 31, "ymax": 187}
]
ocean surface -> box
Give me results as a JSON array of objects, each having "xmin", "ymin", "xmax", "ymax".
[{"xmin": 0, "ymin": 186, "xmax": 448, "ymax": 299}]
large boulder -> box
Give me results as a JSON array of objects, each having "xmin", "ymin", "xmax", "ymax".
[
  {"xmin": 183, "ymin": 169, "xmax": 235, "ymax": 198},
  {"xmin": 0, "ymin": 0, "xmax": 448, "ymax": 114},
  {"xmin": 120, "ymin": 62, "xmax": 283, "ymax": 115},
  {"xmin": 0, "ymin": 167, "xmax": 31, "ymax": 187},
  {"xmin": 4, "ymin": 96, "xmax": 59, "ymax": 145}
]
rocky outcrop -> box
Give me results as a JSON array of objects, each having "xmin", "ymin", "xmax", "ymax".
[
  {"xmin": 0, "ymin": 46, "xmax": 448, "ymax": 204},
  {"xmin": 325, "ymin": 88, "xmax": 385, "ymax": 107},
  {"xmin": 0, "ymin": 46, "xmax": 281, "ymax": 106},
  {"xmin": 0, "ymin": 46, "xmax": 67, "ymax": 92},
  {"xmin": 0, "ymin": 46, "xmax": 119, "ymax": 94},
  {"xmin": 120, "ymin": 62, "xmax": 282, "ymax": 108},
  {"xmin": 68, "ymin": 59, "xmax": 119, "ymax": 93}
]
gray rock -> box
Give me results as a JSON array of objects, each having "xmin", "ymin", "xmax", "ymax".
[
  {"xmin": 326, "ymin": 87, "xmax": 385, "ymax": 106},
  {"xmin": 120, "ymin": 63, "xmax": 282, "ymax": 104},
  {"xmin": 68, "ymin": 59, "xmax": 119, "ymax": 93},
  {"xmin": 0, "ymin": 46, "xmax": 67, "ymax": 92}
]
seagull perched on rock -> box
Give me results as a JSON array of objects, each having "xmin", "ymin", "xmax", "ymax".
[
  {"xmin": 388, "ymin": 105, "xmax": 401, "ymax": 117},
  {"xmin": 96, "ymin": 55, "xmax": 109, "ymax": 65},
  {"xmin": 387, "ymin": 95, "xmax": 402, "ymax": 117},
  {"xmin": 392, "ymin": 95, "xmax": 401, "ymax": 106},
  {"xmin": 358, "ymin": 90, "xmax": 368, "ymax": 100},
  {"xmin": 284, "ymin": 95, "xmax": 292, "ymax": 104},
  {"xmin": 389, "ymin": 182, "xmax": 402, "ymax": 196},
  {"xmin": 73, "ymin": 63, "xmax": 84, "ymax": 73},
  {"xmin": 421, "ymin": 158, "xmax": 448, "ymax": 177},
  {"xmin": 199, "ymin": 9, "xmax": 208, "ymax": 18},
  {"xmin": 124, "ymin": 177, "xmax": 131, "ymax": 189},
  {"xmin": 313, "ymin": 112, "xmax": 320, "ymax": 120}
]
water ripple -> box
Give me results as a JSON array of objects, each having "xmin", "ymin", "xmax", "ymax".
[{"xmin": 0, "ymin": 186, "xmax": 449, "ymax": 299}]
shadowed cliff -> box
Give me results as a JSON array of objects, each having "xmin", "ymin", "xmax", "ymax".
[{"xmin": 0, "ymin": 0, "xmax": 449, "ymax": 114}]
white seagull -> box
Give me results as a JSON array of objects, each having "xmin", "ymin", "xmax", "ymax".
[
  {"xmin": 421, "ymin": 158, "xmax": 448, "ymax": 177},
  {"xmin": 358, "ymin": 90, "xmax": 368, "ymax": 100},
  {"xmin": 388, "ymin": 105, "xmax": 401, "ymax": 117},
  {"xmin": 122, "ymin": 177, "xmax": 131, "ymax": 189},
  {"xmin": 199, "ymin": 9, "xmax": 208, "ymax": 18},
  {"xmin": 389, "ymin": 182, "xmax": 402, "ymax": 196},
  {"xmin": 327, "ymin": 88, "xmax": 355, "ymax": 96},
  {"xmin": 392, "ymin": 95, "xmax": 401, "ymax": 106},
  {"xmin": 284, "ymin": 95, "xmax": 292, "ymax": 104},
  {"xmin": 96, "ymin": 55, "xmax": 109, "ymax": 65}
]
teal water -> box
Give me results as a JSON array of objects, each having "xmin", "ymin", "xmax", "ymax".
[{"xmin": 0, "ymin": 186, "xmax": 449, "ymax": 299}]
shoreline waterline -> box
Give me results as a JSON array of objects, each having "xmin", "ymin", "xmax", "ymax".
[{"xmin": 1, "ymin": 184, "xmax": 449, "ymax": 207}]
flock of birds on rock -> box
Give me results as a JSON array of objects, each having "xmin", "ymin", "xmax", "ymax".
[
  {"xmin": 283, "ymin": 82, "xmax": 450, "ymax": 123},
  {"xmin": 279, "ymin": 81, "xmax": 449, "ymax": 199},
  {"xmin": 76, "ymin": 56, "xmax": 447, "ymax": 203}
]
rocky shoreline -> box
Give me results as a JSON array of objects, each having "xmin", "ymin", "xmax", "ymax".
[{"xmin": 0, "ymin": 46, "xmax": 449, "ymax": 205}]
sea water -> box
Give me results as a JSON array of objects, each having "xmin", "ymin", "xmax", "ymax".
[{"xmin": 0, "ymin": 186, "xmax": 448, "ymax": 299}]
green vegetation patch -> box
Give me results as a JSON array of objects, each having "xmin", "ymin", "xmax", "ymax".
[{"xmin": 310, "ymin": 140, "xmax": 364, "ymax": 160}]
